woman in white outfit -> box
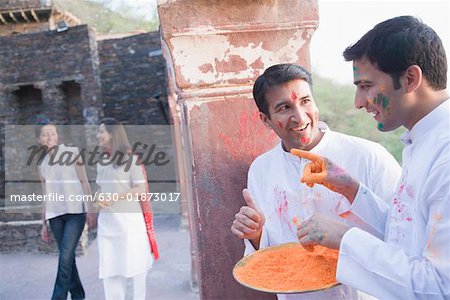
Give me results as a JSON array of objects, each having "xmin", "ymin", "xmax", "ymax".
[{"xmin": 95, "ymin": 117, "xmax": 159, "ymax": 300}]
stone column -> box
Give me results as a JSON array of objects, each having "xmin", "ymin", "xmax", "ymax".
[{"xmin": 158, "ymin": 1, "xmax": 319, "ymax": 298}]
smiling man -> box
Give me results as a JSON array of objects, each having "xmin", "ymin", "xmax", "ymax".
[
  {"xmin": 294, "ymin": 16, "xmax": 450, "ymax": 299},
  {"xmin": 230, "ymin": 63, "xmax": 401, "ymax": 299}
]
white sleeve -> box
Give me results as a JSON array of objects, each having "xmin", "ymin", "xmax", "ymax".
[
  {"xmin": 367, "ymin": 145, "xmax": 401, "ymax": 203},
  {"xmin": 338, "ymin": 164, "xmax": 450, "ymax": 299},
  {"xmin": 130, "ymin": 155, "xmax": 146, "ymax": 186},
  {"xmin": 350, "ymin": 183, "xmax": 390, "ymax": 238}
]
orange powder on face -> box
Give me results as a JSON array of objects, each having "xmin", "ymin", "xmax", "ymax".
[{"xmin": 234, "ymin": 243, "xmax": 338, "ymax": 292}]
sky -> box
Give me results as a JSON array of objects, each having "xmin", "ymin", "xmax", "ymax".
[
  {"xmin": 98, "ymin": 0, "xmax": 449, "ymax": 86},
  {"xmin": 310, "ymin": 0, "xmax": 450, "ymax": 85}
]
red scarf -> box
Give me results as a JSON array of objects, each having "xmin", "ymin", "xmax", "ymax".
[{"xmin": 139, "ymin": 163, "xmax": 160, "ymax": 260}]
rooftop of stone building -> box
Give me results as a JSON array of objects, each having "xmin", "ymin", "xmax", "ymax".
[{"xmin": 0, "ymin": 0, "xmax": 82, "ymax": 36}]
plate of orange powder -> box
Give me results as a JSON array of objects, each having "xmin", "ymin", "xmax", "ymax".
[{"xmin": 233, "ymin": 242, "xmax": 340, "ymax": 294}]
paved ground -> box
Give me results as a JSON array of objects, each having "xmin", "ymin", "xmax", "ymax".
[{"xmin": 0, "ymin": 214, "xmax": 199, "ymax": 300}]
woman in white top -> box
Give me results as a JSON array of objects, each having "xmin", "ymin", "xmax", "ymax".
[
  {"xmin": 96, "ymin": 117, "xmax": 158, "ymax": 300},
  {"xmin": 37, "ymin": 122, "xmax": 95, "ymax": 300}
]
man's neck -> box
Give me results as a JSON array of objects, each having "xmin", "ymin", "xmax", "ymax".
[{"xmin": 405, "ymin": 89, "xmax": 448, "ymax": 130}]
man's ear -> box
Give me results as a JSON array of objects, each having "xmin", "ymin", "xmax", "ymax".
[
  {"xmin": 404, "ymin": 65, "xmax": 422, "ymax": 93},
  {"xmin": 259, "ymin": 112, "xmax": 272, "ymax": 129}
]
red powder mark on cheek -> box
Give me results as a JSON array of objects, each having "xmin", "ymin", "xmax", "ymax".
[
  {"xmin": 301, "ymin": 137, "xmax": 310, "ymax": 144},
  {"xmin": 276, "ymin": 121, "xmax": 283, "ymax": 129},
  {"xmin": 291, "ymin": 91, "xmax": 297, "ymax": 101}
]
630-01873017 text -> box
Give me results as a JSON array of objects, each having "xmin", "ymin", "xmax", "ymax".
[{"xmin": 96, "ymin": 192, "xmax": 180, "ymax": 202}]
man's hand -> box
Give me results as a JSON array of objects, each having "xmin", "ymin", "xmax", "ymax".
[
  {"xmin": 231, "ymin": 189, "xmax": 265, "ymax": 249},
  {"xmin": 290, "ymin": 148, "xmax": 360, "ymax": 203},
  {"xmin": 297, "ymin": 213, "xmax": 351, "ymax": 249}
]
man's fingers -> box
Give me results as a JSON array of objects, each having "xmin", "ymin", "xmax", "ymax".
[
  {"xmin": 230, "ymin": 226, "xmax": 245, "ymax": 239},
  {"xmin": 304, "ymin": 162, "xmax": 326, "ymax": 176},
  {"xmin": 296, "ymin": 217, "xmax": 312, "ymax": 237},
  {"xmin": 302, "ymin": 164, "xmax": 326, "ymax": 185},
  {"xmin": 242, "ymin": 189, "xmax": 263, "ymax": 214},
  {"xmin": 235, "ymin": 212, "xmax": 258, "ymax": 229},
  {"xmin": 290, "ymin": 148, "xmax": 322, "ymax": 163},
  {"xmin": 299, "ymin": 236, "xmax": 317, "ymax": 251},
  {"xmin": 231, "ymin": 219, "xmax": 259, "ymax": 239}
]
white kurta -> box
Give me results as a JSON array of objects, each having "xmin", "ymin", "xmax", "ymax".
[
  {"xmin": 39, "ymin": 144, "xmax": 86, "ymax": 220},
  {"xmin": 97, "ymin": 155, "xmax": 152, "ymax": 279},
  {"xmin": 244, "ymin": 122, "xmax": 402, "ymax": 300},
  {"xmin": 337, "ymin": 100, "xmax": 450, "ymax": 299}
]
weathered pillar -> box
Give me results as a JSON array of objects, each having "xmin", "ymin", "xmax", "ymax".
[{"xmin": 158, "ymin": 1, "xmax": 319, "ymax": 298}]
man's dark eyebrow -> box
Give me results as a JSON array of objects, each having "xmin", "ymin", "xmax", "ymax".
[
  {"xmin": 353, "ymin": 79, "xmax": 371, "ymax": 86},
  {"xmin": 273, "ymin": 100, "xmax": 289, "ymax": 110},
  {"xmin": 273, "ymin": 95, "xmax": 311, "ymax": 110}
]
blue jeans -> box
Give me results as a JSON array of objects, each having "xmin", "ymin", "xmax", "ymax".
[{"xmin": 49, "ymin": 213, "xmax": 86, "ymax": 300}]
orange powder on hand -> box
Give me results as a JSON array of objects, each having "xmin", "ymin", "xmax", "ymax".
[{"xmin": 234, "ymin": 243, "xmax": 338, "ymax": 292}]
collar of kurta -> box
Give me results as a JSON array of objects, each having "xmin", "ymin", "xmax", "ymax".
[{"xmin": 401, "ymin": 99, "xmax": 450, "ymax": 145}]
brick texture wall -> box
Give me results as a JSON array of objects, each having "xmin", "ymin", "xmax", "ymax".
[
  {"xmin": 98, "ymin": 31, "xmax": 169, "ymax": 125},
  {"xmin": 0, "ymin": 24, "xmax": 101, "ymax": 125}
]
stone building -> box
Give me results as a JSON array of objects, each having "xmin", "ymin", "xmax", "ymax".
[{"xmin": 0, "ymin": 0, "xmax": 171, "ymax": 252}]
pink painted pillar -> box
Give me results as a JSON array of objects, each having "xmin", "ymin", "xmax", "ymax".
[{"xmin": 158, "ymin": 1, "xmax": 319, "ymax": 298}]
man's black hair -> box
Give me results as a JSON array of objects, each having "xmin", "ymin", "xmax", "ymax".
[
  {"xmin": 253, "ymin": 63, "xmax": 313, "ymax": 117},
  {"xmin": 343, "ymin": 15, "xmax": 447, "ymax": 90}
]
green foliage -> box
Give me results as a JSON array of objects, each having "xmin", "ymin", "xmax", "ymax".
[
  {"xmin": 54, "ymin": 0, "xmax": 158, "ymax": 34},
  {"xmin": 313, "ymin": 73, "xmax": 404, "ymax": 163}
]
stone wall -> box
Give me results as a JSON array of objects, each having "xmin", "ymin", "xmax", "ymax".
[
  {"xmin": 98, "ymin": 31, "xmax": 169, "ymax": 125},
  {"xmin": 0, "ymin": 24, "xmax": 102, "ymax": 125},
  {"xmin": 0, "ymin": 220, "xmax": 91, "ymax": 254}
]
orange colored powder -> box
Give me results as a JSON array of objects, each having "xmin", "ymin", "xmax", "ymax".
[{"xmin": 234, "ymin": 243, "xmax": 338, "ymax": 292}]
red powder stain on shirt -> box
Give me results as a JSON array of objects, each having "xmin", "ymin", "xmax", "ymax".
[
  {"xmin": 398, "ymin": 184, "xmax": 405, "ymax": 194},
  {"xmin": 274, "ymin": 187, "xmax": 294, "ymax": 233},
  {"xmin": 405, "ymin": 185, "xmax": 414, "ymax": 198},
  {"xmin": 393, "ymin": 198, "xmax": 404, "ymax": 213}
]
